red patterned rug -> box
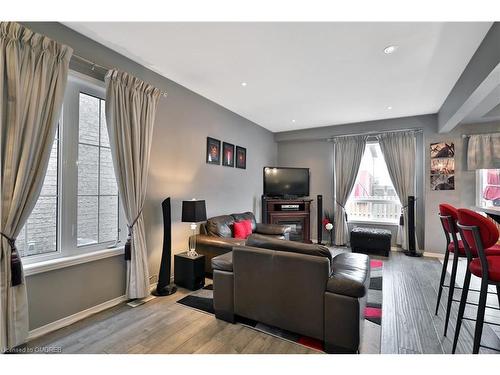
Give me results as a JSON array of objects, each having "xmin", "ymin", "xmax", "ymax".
[{"xmin": 177, "ymin": 258, "xmax": 383, "ymax": 353}]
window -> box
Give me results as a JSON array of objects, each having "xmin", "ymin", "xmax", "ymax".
[
  {"xmin": 18, "ymin": 72, "xmax": 125, "ymax": 264},
  {"xmin": 17, "ymin": 131, "xmax": 59, "ymax": 257},
  {"xmin": 345, "ymin": 142, "xmax": 401, "ymax": 223},
  {"xmin": 477, "ymin": 169, "xmax": 500, "ymax": 209},
  {"xmin": 77, "ymin": 94, "xmax": 119, "ymax": 247}
]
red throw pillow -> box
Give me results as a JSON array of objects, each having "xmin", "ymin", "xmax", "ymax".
[
  {"xmin": 234, "ymin": 220, "xmax": 253, "ymax": 239},
  {"xmin": 242, "ymin": 219, "xmax": 253, "ymax": 237}
]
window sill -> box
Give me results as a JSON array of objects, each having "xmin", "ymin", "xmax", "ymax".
[
  {"xmin": 348, "ymin": 220, "xmax": 399, "ymax": 226},
  {"xmin": 474, "ymin": 206, "xmax": 500, "ymax": 216},
  {"xmin": 23, "ymin": 246, "xmax": 124, "ymax": 277}
]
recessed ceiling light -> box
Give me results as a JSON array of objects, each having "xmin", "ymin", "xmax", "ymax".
[
  {"xmin": 387, "ymin": 106, "xmax": 393, "ymax": 110},
  {"xmin": 292, "ymin": 119, "xmax": 296, "ymax": 123},
  {"xmin": 383, "ymin": 45, "xmax": 398, "ymax": 54},
  {"xmin": 241, "ymin": 82, "xmax": 247, "ymax": 87}
]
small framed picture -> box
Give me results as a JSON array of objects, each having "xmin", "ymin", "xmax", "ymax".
[
  {"xmin": 430, "ymin": 142, "xmax": 455, "ymax": 158},
  {"xmin": 206, "ymin": 137, "xmax": 221, "ymax": 165},
  {"xmin": 222, "ymin": 142, "xmax": 235, "ymax": 167},
  {"xmin": 236, "ymin": 146, "xmax": 246, "ymax": 169}
]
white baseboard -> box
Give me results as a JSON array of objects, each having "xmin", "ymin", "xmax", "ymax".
[
  {"xmin": 28, "ymin": 294, "xmax": 127, "ymax": 341},
  {"xmin": 390, "ymin": 246, "xmax": 444, "ymax": 259},
  {"xmin": 422, "ymin": 251, "xmax": 445, "ymax": 259}
]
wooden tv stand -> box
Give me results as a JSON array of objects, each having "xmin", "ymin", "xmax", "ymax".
[{"xmin": 262, "ymin": 197, "xmax": 313, "ymax": 243}]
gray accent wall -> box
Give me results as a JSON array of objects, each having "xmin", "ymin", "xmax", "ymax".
[
  {"xmin": 22, "ymin": 22, "xmax": 277, "ymax": 330},
  {"xmin": 277, "ymin": 141, "xmax": 334, "ymax": 242},
  {"xmin": 276, "ymin": 115, "xmax": 500, "ymax": 255},
  {"xmin": 424, "ymin": 120, "xmax": 500, "ymax": 253},
  {"xmin": 277, "ymin": 115, "xmax": 432, "ymax": 249}
]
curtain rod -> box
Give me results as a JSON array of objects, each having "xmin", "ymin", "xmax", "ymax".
[
  {"xmin": 72, "ymin": 54, "xmax": 168, "ymax": 97},
  {"xmin": 326, "ymin": 127, "xmax": 423, "ymax": 142},
  {"xmin": 462, "ymin": 132, "xmax": 500, "ymax": 138}
]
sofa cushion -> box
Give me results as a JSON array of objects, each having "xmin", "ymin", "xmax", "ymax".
[
  {"xmin": 234, "ymin": 220, "xmax": 252, "ymax": 239},
  {"xmin": 231, "ymin": 212, "xmax": 257, "ymax": 232},
  {"xmin": 326, "ymin": 252, "xmax": 370, "ymax": 298},
  {"xmin": 246, "ymin": 233, "xmax": 332, "ymax": 262},
  {"xmin": 206, "ymin": 215, "xmax": 235, "ymax": 238},
  {"xmin": 211, "ymin": 251, "xmax": 233, "ymax": 272}
]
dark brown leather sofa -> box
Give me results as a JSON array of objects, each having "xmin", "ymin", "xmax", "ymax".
[
  {"xmin": 190, "ymin": 212, "xmax": 291, "ymax": 273},
  {"xmin": 211, "ymin": 234, "xmax": 370, "ymax": 354}
]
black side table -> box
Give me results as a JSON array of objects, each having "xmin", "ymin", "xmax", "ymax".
[{"xmin": 174, "ymin": 252, "xmax": 205, "ymax": 290}]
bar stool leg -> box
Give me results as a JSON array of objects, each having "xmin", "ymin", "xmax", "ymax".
[
  {"xmin": 436, "ymin": 247, "xmax": 451, "ymax": 315},
  {"xmin": 496, "ymin": 285, "xmax": 500, "ymax": 308},
  {"xmin": 452, "ymin": 268, "xmax": 471, "ymax": 354},
  {"xmin": 472, "ymin": 278, "xmax": 488, "ymax": 354},
  {"xmin": 444, "ymin": 251, "xmax": 460, "ymax": 336}
]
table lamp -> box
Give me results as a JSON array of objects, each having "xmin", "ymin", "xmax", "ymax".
[{"xmin": 182, "ymin": 199, "xmax": 207, "ymax": 257}]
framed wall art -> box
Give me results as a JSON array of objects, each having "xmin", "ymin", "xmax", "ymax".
[
  {"xmin": 236, "ymin": 146, "xmax": 246, "ymax": 169},
  {"xmin": 430, "ymin": 142, "xmax": 455, "ymax": 191},
  {"xmin": 206, "ymin": 137, "xmax": 221, "ymax": 165},
  {"xmin": 222, "ymin": 142, "xmax": 235, "ymax": 167}
]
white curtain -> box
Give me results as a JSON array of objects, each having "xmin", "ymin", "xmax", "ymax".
[
  {"xmin": 467, "ymin": 133, "xmax": 500, "ymax": 170},
  {"xmin": 378, "ymin": 131, "xmax": 416, "ymax": 250},
  {"xmin": 105, "ymin": 70, "xmax": 161, "ymax": 299},
  {"xmin": 0, "ymin": 22, "xmax": 72, "ymax": 351},
  {"xmin": 333, "ymin": 135, "xmax": 367, "ymax": 245}
]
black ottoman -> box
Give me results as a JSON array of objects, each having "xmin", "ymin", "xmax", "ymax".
[{"xmin": 350, "ymin": 227, "xmax": 391, "ymax": 257}]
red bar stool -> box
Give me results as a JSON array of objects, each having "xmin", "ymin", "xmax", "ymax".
[
  {"xmin": 453, "ymin": 208, "xmax": 500, "ymax": 354},
  {"xmin": 436, "ymin": 204, "xmax": 466, "ymax": 336}
]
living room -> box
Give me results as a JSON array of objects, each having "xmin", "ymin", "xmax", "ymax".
[{"xmin": 2, "ymin": 1, "xmax": 500, "ymax": 373}]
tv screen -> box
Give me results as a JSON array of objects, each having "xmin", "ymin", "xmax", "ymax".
[{"xmin": 263, "ymin": 167, "xmax": 310, "ymax": 197}]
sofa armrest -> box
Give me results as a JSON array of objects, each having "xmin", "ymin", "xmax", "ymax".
[
  {"xmin": 326, "ymin": 274, "xmax": 367, "ymax": 298},
  {"xmin": 192, "ymin": 234, "xmax": 245, "ymax": 252},
  {"xmin": 326, "ymin": 253, "xmax": 370, "ymax": 298},
  {"xmin": 191, "ymin": 234, "xmax": 245, "ymax": 274},
  {"xmin": 255, "ymin": 223, "xmax": 291, "ymax": 236},
  {"xmin": 212, "ymin": 252, "xmax": 233, "ymax": 272}
]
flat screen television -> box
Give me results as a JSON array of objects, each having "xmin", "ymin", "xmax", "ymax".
[{"xmin": 263, "ymin": 167, "xmax": 310, "ymax": 197}]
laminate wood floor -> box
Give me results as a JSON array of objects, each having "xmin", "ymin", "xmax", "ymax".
[
  {"xmin": 381, "ymin": 251, "xmax": 500, "ymax": 354},
  {"xmin": 24, "ymin": 251, "xmax": 500, "ymax": 354}
]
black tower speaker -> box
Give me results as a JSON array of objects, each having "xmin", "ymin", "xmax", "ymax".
[
  {"xmin": 404, "ymin": 195, "xmax": 421, "ymax": 257},
  {"xmin": 153, "ymin": 197, "xmax": 177, "ymax": 296},
  {"xmin": 262, "ymin": 195, "xmax": 268, "ymax": 224},
  {"xmin": 317, "ymin": 195, "xmax": 323, "ymax": 245}
]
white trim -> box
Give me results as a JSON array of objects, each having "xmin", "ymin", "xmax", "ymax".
[
  {"xmin": 24, "ymin": 246, "xmax": 124, "ymax": 277},
  {"xmin": 348, "ymin": 220, "xmax": 399, "ymax": 226},
  {"xmin": 422, "ymin": 251, "xmax": 445, "ymax": 259},
  {"xmin": 27, "ymin": 294, "xmax": 127, "ymax": 341},
  {"xmin": 392, "ymin": 246, "xmax": 445, "ymax": 259}
]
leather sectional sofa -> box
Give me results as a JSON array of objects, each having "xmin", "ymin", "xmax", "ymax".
[
  {"xmin": 190, "ymin": 212, "xmax": 291, "ymax": 273},
  {"xmin": 211, "ymin": 234, "xmax": 371, "ymax": 354}
]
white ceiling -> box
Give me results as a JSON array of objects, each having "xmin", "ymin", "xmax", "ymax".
[{"xmin": 65, "ymin": 22, "xmax": 492, "ymax": 132}]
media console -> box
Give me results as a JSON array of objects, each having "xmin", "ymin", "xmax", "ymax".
[{"xmin": 262, "ymin": 196, "xmax": 313, "ymax": 243}]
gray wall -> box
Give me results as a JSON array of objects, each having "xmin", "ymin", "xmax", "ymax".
[
  {"xmin": 276, "ymin": 115, "xmax": 500, "ymax": 254},
  {"xmin": 424, "ymin": 120, "xmax": 500, "ymax": 253},
  {"xmin": 276, "ymin": 115, "xmax": 432, "ymax": 248},
  {"xmin": 277, "ymin": 140, "xmax": 401, "ymax": 245},
  {"xmin": 277, "ymin": 141, "xmax": 334, "ymax": 241},
  {"xmin": 26, "ymin": 257, "xmax": 126, "ymax": 330},
  {"xmin": 22, "ymin": 22, "xmax": 276, "ymax": 330}
]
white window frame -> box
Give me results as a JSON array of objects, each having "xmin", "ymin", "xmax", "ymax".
[
  {"xmin": 346, "ymin": 140, "xmax": 401, "ymax": 225},
  {"xmin": 476, "ymin": 169, "xmax": 500, "ymax": 210},
  {"xmin": 22, "ymin": 71, "xmax": 126, "ymax": 267}
]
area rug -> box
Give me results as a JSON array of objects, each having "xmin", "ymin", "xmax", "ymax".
[{"xmin": 177, "ymin": 259, "xmax": 383, "ymax": 353}]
